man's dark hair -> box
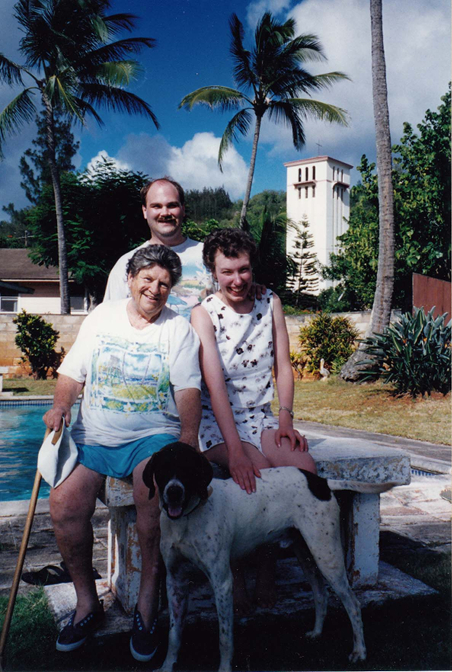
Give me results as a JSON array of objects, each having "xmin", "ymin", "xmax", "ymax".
[
  {"xmin": 140, "ymin": 177, "xmax": 185, "ymax": 207},
  {"xmin": 126, "ymin": 245, "xmax": 182, "ymax": 287},
  {"xmin": 202, "ymin": 228, "xmax": 257, "ymax": 273}
]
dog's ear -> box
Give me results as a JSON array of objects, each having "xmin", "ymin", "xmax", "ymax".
[
  {"xmin": 142, "ymin": 454, "xmax": 157, "ymax": 499},
  {"xmin": 197, "ymin": 452, "xmax": 214, "ymax": 500}
]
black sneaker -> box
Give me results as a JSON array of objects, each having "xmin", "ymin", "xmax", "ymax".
[
  {"xmin": 130, "ymin": 606, "xmax": 159, "ymax": 662},
  {"xmin": 56, "ymin": 602, "xmax": 104, "ymax": 652}
]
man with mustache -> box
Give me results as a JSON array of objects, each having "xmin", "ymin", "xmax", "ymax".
[{"xmin": 104, "ymin": 177, "xmax": 212, "ymax": 316}]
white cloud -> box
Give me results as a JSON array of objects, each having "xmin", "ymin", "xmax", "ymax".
[
  {"xmin": 109, "ymin": 131, "xmax": 249, "ymax": 199},
  {"xmin": 85, "ymin": 150, "xmax": 130, "ymax": 174},
  {"xmin": 167, "ymin": 132, "xmax": 249, "ymax": 199}
]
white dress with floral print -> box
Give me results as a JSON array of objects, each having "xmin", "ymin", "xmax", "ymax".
[{"xmin": 199, "ymin": 292, "xmax": 278, "ymax": 453}]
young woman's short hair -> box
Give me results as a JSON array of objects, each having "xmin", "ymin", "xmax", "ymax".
[{"xmin": 203, "ymin": 229, "xmax": 257, "ymax": 273}]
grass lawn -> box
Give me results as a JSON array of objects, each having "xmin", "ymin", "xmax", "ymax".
[
  {"xmin": 289, "ymin": 377, "xmax": 451, "ymax": 445},
  {"xmin": 2, "ymin": 378, "xmax": 57, "ymax": 396},
  {"xmin": 4, "ymin": 376, "xmax": 451, "ymax": 445}
]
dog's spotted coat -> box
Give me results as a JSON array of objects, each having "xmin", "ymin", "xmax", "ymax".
[{"xmin": 143, "ymin": 442, "xmax": 366, "ymax": 672}]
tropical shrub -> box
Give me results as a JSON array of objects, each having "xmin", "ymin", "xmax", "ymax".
[
  {"xmin": 358, "ymin": 307, "xmax": 451, "ymax": 397},
  {"xmin": 13, "ymin": 311, "xmax": 65, "ymax": 379},
  {"xmin": 298, "ymin": 313, "xmax": 360, "ymax": 373}
]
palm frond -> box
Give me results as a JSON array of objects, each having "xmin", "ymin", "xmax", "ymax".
[
  {"xmin": 179, "ymin": 86, "xmax": 247, "ymax": 112},
  {"xmin": 102, "ymin": 13, "xmax": 138, "ymax": 35},
  {"xmin": 46, "ymin": 75, "xmax": 86, "ymax": 124},
  {"xmin": 270, "ymin": 97, "xmax": 349, "ymax": 132},
  {"xmin": 279, "ymin": 34, "xmax": 326, "ymax": 62},
  {"xmin": 0, "ymin": 54, "xmax": 28, "ymax": 86},
  {"xmin": 218, "ymin": 108, "xmax": 252, "ymax": 170},
  {"xmin": 80, "ymin": 83, "xmax": 160, "ymax": 129},
  {"xmin": 90, "ymin": 60, "xmax": 141, "ymax": 87},
  {"xmin": 229, "ymin": 14, "xmax": 256, "ymax": 92},
  {"xmin": 74, "ymin": 37, "xmax": 156, "ymax": 72},
  {"xmin": 267, "ymin": 101, "xmax": 306, "ymax": 150},
  {"xmin": 0, "ymin": 88, "xmax": 37, "ymax": 157}
]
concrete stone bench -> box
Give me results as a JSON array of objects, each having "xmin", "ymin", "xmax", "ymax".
[
  {"xmin": 0, "ymin": 367, "xmax": 9, "ymax": 393},
  {"xmin": 99, "ymin": 439, "xmax": 411, "ymax": 614}
]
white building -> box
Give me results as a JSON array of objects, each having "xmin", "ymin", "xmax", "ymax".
[{"xmin": 284, "ymin": 155, "xmax": 352, "ymax": 292}]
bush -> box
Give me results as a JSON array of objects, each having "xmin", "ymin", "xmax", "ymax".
[
  {"xmin": 13, "ymin": 311, "xmax": 65, "ymax": 379},
  {"xmin": 298, "ymin": 312, "xmax": 360, "ymax": 373},
  {"xmin": 358, "ymin": 307, "xmax": 451, "ymax": 397}
]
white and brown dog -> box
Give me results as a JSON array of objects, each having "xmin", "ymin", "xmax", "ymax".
[{"xmin": 143, "ymin": 442, "xmax": 366, "ymax": 672}]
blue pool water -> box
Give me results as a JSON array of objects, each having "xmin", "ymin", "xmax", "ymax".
[{"xmin": 0, "ymin": 403, "xmax": 77, "ymax": 501}]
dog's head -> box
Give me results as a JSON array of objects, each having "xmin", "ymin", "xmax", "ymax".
[{"xmin": 142, "ymin": 442, "xmax": 213, "ymax": 520}]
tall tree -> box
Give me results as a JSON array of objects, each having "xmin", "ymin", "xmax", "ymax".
[
  {"xmin": 0, "ymin": 0, "xmax": 159, "ymax": 313},
  {"xmin": 19, "ymin": 109, "xmax": 80, "ymax": 204},
  {"xmin": 179, "ymin": 12, "xmax": 349, "ymax": 228},
  {"xmin": 341, "ymin": 0, "xmax": 395, "ymax": 380},
  {"xmin": 287, "ymin": 216, "xmax": 319, "ymax": 305}
]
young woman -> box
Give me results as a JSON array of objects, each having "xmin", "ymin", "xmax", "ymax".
[{"xmin": 191, "ymin": 229, "xmax": 316, "ymax": 609}]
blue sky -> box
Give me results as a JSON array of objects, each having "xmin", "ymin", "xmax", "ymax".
[{"xmin": 0, "ymin": 0, "xmax": 450, "ymax": 218}]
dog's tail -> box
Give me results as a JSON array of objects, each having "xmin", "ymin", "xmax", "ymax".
[{"xmin": 327, "ymin": 479, "xmax": 397, "ymax": 494}]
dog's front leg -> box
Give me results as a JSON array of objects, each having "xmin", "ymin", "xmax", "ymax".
[
  {"xmin": 159, "ymin": 556, "xmax": 189, "ymax": 672},
  {"xmin": 208, "ymin": 561, "xmax": 234, "ymax": 672}
]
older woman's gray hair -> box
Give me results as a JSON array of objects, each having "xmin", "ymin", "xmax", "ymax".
[{"xmin": 126, "ymin": 245, "xmax": 182, "ymax": 287}]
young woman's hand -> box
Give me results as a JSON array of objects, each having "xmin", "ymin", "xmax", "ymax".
[
  {"xmin": 275, "ymin": 423, "xmax": 309, "ymax": 452},
  {"xmin": 229, "ymin": 448, "xmax": 261, "ymax": 494}
]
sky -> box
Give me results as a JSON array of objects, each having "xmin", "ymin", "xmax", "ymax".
[{"xmin": 0, "ymin": 0, "xmax": 450, "ymax": 219}]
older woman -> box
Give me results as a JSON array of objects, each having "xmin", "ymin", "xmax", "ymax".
[{"xmin": 44, "ymin": 245, "xmax": 201, "ymax": 662}]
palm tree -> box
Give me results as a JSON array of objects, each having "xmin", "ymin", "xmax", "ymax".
[
  {"xmin": 340, "ymin": 0, "xmax": 395, "ymax": 380},
  {"xmin": 179, "ymin": 12, "xmax": 349, "ymax": 228},
  {"xmin": 0, "ymin": 0, "xmax": 159, "ymax": 313}
]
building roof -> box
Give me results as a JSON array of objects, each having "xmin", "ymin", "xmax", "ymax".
[
  {"xmin": 284, "ymin": 155, "xmax": 353, "ymax": 168},
  {"xmin": 0, "ymin": 248, "xmax": 60, "ymax": 281}
]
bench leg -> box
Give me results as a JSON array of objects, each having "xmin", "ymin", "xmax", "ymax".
[
  {"xmin": 339, "ymin": 492, "xmax": 380, "ymax": 587},
  {"xmin": 108, "ymin": 506, "xmax": 141, "ymax": 614}
]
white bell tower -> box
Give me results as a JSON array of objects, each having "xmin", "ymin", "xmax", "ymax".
[{"xmin": 284, "ymin": 156, "xmax": 352, "ymax": 292}]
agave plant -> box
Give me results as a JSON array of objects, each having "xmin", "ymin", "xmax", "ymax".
[{"xmin": 359, "ymin": 307, "xmax": 451, "ymax": 396}]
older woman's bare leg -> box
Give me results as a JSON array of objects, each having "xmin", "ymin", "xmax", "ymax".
[
  {"xmin": 132, "ymin": 457, "xmax": 162, "ymax": 629},
  {"xmin": 49, "ymin": 464, "xmax": 105, "ymax": 622}
]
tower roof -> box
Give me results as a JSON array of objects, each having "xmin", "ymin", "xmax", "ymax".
[{"xmin": 284, "ymin": 155, "xmax": 353, "ymax": 169}]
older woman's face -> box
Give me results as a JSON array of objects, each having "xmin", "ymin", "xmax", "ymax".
[{"xmin": 128, "ymin": 264, "xmax": 172, "ymax": 322}]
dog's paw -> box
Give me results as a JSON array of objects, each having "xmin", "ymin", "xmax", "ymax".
[
  {"xmin": 348, "ymin": 648, "xmax": 367, "ymax": 662},
  {"xmin": 305, "ymin": 628, "xmax": 321, "ymax": 640}
]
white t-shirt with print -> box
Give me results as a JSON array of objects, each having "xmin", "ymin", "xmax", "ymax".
[
  {"xmin": 58, "ymin": 300, "xmax": 201, "ymax": 446},
  {"xmin": 103, "ymin": 238, "xmax": 213, "ymax": 319}
]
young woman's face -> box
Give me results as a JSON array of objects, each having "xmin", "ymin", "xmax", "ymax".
[{"xmin": 213, "ymin": 251, "xmax": 252, "ymax": 304}]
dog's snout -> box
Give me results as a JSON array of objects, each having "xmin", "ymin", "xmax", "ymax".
[{"xmin": 166, "ymin": 483, "xmax": 184, "ymax": 502}]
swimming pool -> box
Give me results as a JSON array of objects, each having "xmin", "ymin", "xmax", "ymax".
[{"xmin": 0, "ymin": 403, "xmax": 76, "ymax": 501}]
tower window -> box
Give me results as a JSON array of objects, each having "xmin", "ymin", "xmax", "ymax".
[
  {"xmin": 305, "ymin": 167, "xmax": 309, "ymax": 181},
  {"xmin": 312, "ymin": 166, "xmax": 316, "ymax": 180},
  {"xmin": 305, "ymin": 187, "xmax": 308, "ymax": 198},
  {"xmin": 298, "ymin": 187, "xmax": 301, "ymax": 199},
  {"xmin": 312, "ymin": 186, "xmax": 316, "ymax": 198},
  {"xmin": 298, "ymin": 168, "xmax": 302, "ymax": 182}
]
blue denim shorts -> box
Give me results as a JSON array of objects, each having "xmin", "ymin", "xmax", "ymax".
[{"xmin": 76, "ymin": 433, "xmax": 176, "ymax": 478}]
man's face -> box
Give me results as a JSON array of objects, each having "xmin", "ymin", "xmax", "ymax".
[{"xmin": 142, "ymin": 181, "xmax": 185, "ymax": 244}]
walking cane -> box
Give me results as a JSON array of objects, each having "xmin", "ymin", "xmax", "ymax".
[{"xmin": 0, "ymin": 425, "xmax": 62, "ymax": 672}]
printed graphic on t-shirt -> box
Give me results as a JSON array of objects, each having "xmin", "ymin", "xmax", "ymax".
[
  {"xmin": 89, "ymin": 335, "xmax": 170, "ymax": 413},
  {"xmin": 169, "ymin": 264, "xmax": 212, "ymax": 318}
]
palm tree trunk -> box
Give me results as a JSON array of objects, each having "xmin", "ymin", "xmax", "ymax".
[
  {"xmin": 369, "ymin": 0, "xmax": 394, "ymax": 333},
  {"xmin": 43, "ymin": 96, "xmax": 71, "ymax": 314},
  {"xmin": 340, "ymin": 0, "xmax": 394, "ymax": 381},
  {"xmin": 240, "ymin": 115, "xmax": 262, "ymax": 230}
]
